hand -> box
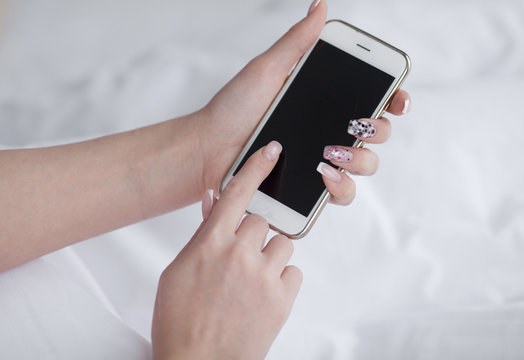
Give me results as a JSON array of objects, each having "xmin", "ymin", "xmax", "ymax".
[
  {"xmin": 196, "ymin": 0, "xmax": 411, "ymax": 206},
  {"xmin": 319, "ymin": 89, "xmax": 411, "ymax": 205},
  {"xmin": 152, "ymin": 141, "xmax": 301, "ymax": 360}
]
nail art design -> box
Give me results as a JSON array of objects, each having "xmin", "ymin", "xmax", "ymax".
[
  {"xmin": 323, "ymin": 145, "xmax": 353, "ymax": 162},
  {"xmin": 347, "ymin": 119, "xmax": 376, "ymax": 138}
]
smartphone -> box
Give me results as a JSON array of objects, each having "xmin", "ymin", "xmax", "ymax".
[{"xmin": 221, "ymin": 20, "xmax": 411, "ymax": 238}]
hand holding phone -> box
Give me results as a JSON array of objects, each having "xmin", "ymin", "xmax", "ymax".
[{"xmin": 222, "ymin": 19, "xmax": 411, "ymax": 238}]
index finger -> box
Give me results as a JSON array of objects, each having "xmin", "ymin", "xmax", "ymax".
[{"xmin": 207, "ymin": 141, "xmax": 282, "ymax": 232}]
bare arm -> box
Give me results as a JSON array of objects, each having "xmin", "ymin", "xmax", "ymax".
[
  {"xmin": 0, "ymin": 0, "xmax": 409, "ymax": 273},
  {"xmin": 0, "ymin": 113, "xmax": 206, "ymax": 270}
]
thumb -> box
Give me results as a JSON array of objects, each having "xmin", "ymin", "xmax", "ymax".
[{"xmin": 258, "ymin": 0, "xmax": 327, "ymax": 78}]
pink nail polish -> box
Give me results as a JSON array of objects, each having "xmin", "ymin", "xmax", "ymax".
[
  {"xmin": 316, "ymin": 162, "xmax": 342, "ymax": 183},
  {"xmin": 262, "ymin": 141, "xmax": 282, "ymax": 160},
  {"xmin": 308, "ymin": 0, "xmax": 321, "ymax": 15},
  {"xmin": 323, "ymin": 145, "xmax": 353, "ymax": 162}
]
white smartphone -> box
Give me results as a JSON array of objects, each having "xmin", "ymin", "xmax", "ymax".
[{"xmin": 221, "ymin": 20, "xmax": 411, "ymax": 238}]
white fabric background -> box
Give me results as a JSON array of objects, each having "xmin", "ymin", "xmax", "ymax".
[{"xmin": 1, "ymin": 0, "xmax": 524, "ymax": 359}]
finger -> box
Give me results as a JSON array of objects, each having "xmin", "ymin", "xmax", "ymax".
[
  {"xmin": 316, "ymin": 162, "xmax": 356, "ymax": 206},
  {"xmin": 386, "ymin": 89, "xmax": 411, "ymax": 116},
  {"xmin": 322, "ymin": 146, "xmax": 379, "ymax": 176},
  {"xmin": 347, "ymin": 117, "xmax": 391, "ymax": 144},
  {"xmin": 262, "ymin": 234, "xmax": 294, "ymax": 271},
  {"xmin": 207, "ymin": 141, "xmax": 282, "ymax": 232},
  {"xmin": 281, "ymin": 265, "xmax": 303, "ymax": 299},
  {"xmin": 236, "ymin": 214, "xmax": 269, "ymax": 249},
  {"xmin": 248, "ymin": 0, "xmax": 327, "ymax": 86},
  {"xmin": 201, "ymin": 189, "xmax": 216, "ymax": 221},
  {"xmin": 205, "ymin": 1, "xmax": 326, "ymax": 133}
]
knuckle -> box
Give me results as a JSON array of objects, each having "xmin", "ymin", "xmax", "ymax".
[
  {"xmin": 246, "ymin": 55, "xmax": 265, "ymax": 73},
  {"xmin": 246, "ymin": 152, "xmax": 270, "ymax": 173},
  {"xmin": 286, "ymin": 265, "xmax": 303, "ymax": 286},
  {"xmin": 293, "ymin": 266, "xmax": 304, "ymax": 285},
  {"xmin": 247, "ymin": 54, "xmax": 275, "ymax": 79},
  {"xmin": 195, "ymin": 226, "xmax": 227, "ymax": 257},
  {"xmin": 202, "ymin": 225, "xmax": 225, "ymax": 245},
  {"xmin": 227, "ymin": 242, "xmax": 256, "ymax": 272},
  {"xmin": 381, "ymin": 118, "xmax": 392, "ymax": 140},
  {"xmin": 331, "ymin": 177, "xmax": 356, "ymax": 206},
  {"xmin": 221, "ymin": 175, "xmax": 249, "ymax": 198},
  {"xmin": 360, "ymin": 149, "xmax": 379, "ymax": 175},
  {"xmin": 275, "ymin": 235, "xmax": 294, "ymax": 255},
  {"xmin": 286, "ymin": 24, "xmax": 310, "ymax": 55},
  {"xmin": 245, "ymin": 213, "xmax": 269, "ymax": 232},
  {"xmin": 370, "ymin": 152, "xmax": 380, "ymax": 174},
  {"xmin": 344, "ymin": 180, "xmax": 357, "ymax": 203}
]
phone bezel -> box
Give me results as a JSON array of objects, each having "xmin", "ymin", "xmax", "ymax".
[{"xmin": 221, "ymin": 20, "xmax": 411, "ymax": 238}]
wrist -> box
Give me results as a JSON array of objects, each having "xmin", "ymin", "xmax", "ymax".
[
  {"xmin": 129, "ymin": 113, "xmax": 207, "ymax": 214},
  {"xmin": 197, "ymin": 106, "xmax": 245, "ymax": 195}
]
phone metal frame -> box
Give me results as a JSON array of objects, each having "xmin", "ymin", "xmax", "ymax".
[{"xmin": 221, "ymin": 20, "xmax": 411, "ymax": 239}]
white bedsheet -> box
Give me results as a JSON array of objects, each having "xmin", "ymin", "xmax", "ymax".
[{"xmin": 1, "ymin": 0, "xmax": 524, "ymax": 359}]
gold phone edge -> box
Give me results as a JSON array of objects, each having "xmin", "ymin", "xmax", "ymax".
[
  {"xmin": 222, "ymin": 19, "xmax": 411, "ymax": 240},
  {"xmin": 287, "ymin": 20, "xmax": 412, "ymax": 239}
]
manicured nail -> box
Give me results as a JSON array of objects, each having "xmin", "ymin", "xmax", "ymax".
[
  {"xmin": 323, "ymin": 145, "xmax": 353, "ymax": 162},
  {"xmin": 402, "ymin": 98, "xmax": 410, "ymax": 114},
  {"xmin": 316, "ymin": 162, "xmax": 342, "ymax": 183},
  {"xmin": 308, "ymin": 0, "xmax": 321, "ymax": 15},
  {"xmin": 347, "ymin": 119, "xmax": 376, "ymax": 138},
  {"xmin": 202, "ymin": 189, "xmax": 214, "ymax": 220},
  {"xmin": 263, "ymin": 141, "xmax": 282, "ymax": 160}
]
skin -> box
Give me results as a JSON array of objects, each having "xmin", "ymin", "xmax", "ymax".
[
  {"xmin": 152, "ymin": 141, "xmax": 301, "ymax": 360},
  {"xmin": 0, "ymin": 0, "xmax": 411, "ymax": 358},
  {"xmin": 0, "ymin": 1, "xmax": 409, "ymax": 271}
]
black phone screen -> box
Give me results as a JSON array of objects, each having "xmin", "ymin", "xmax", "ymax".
[{"xmin": 235, "ymin": 40, "xmax": 395, "ymax": 217}]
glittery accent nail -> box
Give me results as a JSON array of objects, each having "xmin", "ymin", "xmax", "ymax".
[
  {"xmin": 323, "ymin": 145, "xmax": 353, "ymax": 162},
  {"xmin": 347, "ymin": 119, "xmax": 376, "ymax": 138}
]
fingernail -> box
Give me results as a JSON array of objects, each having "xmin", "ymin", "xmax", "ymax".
[
  {"xmin": 263, "ymin": 141, "xmax": 282, "ymax": 160},
  {"xmin": 323, "ymin": 145, "xmax": 353, "ymax": 162},
  {"xmin": 402, "ymin": 98, "xmax": 411, "ymax": 114},
  {"xmin": 308, "ymin": 0, "xmax": 321, "ymax": 15},
  {"xmin": 316, "ymin": 162, "xmax": 342, "ymax": 183},
  {"xmin": 347, "ymin": 119, "xmax": 376, "ymax": 138},
  {"xmin": 202, "ymin": 189, "xmax": 214, "ymax": 220}
]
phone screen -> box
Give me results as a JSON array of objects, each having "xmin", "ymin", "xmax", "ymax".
[{"xmin": 235, "ymin": 40, "xmax": 395, "ymax": 217}]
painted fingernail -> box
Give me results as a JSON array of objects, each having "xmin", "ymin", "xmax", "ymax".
[
  {"xmin": 402, "ymin": 98, "xmax": 411, "ymax": 114},
  {"xmin": 263, "ymin": 140, "xmax": 282, "ymax": 160},
  {"xmin": 308, "ymin": 0, "xmax": 321, "ymax": 15},
  {"xmin": 316, "ymin": 162, "xmax": 342, "ymax": 183},
  {"xmin": 202, "ymin": 189, "xmax": 214, "ymax": 221},
  {"xmin": 347, "ymin": 119, "xmax": 376, "ymax": 138},
  {"xmin": 323, "ymin": 145, "xmax": 353, "ymax": 162}
]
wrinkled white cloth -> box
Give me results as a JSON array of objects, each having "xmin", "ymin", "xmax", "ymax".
[{"xmin": 1, "ymin": 0, "xmax": 524, "ymax": 359}]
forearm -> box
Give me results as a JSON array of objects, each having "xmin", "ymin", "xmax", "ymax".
[{"xmin": 0, "ymin": 112, "xmax": 205, "ymax": 271}]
